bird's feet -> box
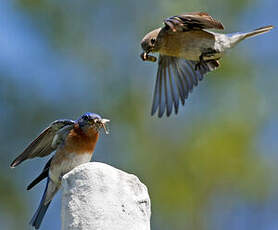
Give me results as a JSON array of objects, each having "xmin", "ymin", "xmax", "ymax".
[{"xmin": 195, "ymin": 54, "xmax": 206, "ymax": 71}]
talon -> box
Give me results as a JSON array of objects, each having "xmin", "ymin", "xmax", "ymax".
[
  {"xmin": 195, "ymin": 63, "xmax": 201, "ymax": 71},
  {"xmin": 195, "ymin": 54, "xmax": 205, "ymax": 70}
]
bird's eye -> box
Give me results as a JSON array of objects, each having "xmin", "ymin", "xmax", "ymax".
[
  {"xmin": 150, "ymin": 38, "xmax": 156, "ymax": 45},
  {"xmin": 83, "ymin": 115, "xmax": 89, "ymax": 121}
]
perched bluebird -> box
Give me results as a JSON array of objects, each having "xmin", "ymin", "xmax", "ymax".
[
  {"xmin": 140, "ymin": 12, "xmax": 274, "ymax": 117},
  {"xmin": 10, "ymin": 112, "xmax": 110, "ymax": 229}
]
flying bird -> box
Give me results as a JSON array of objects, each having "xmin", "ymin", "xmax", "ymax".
[
  {"xmin": 140, "ymin": 12, "xmax": 273, "ymax": 117},
  {"xmin": 10, "ymin": 112, "xmax": 110, "ymax": 229}
]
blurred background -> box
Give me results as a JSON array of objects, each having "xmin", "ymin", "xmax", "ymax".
[{"xmin": 0, "ymin": 0, "xmax": 277, "ymax": 229}]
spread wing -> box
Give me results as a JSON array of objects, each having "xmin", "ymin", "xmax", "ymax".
[
  {"xmin": 10, "ymin": 119, "xmax": 74, "ymax": 168},
  {"xmin": 164, "ymin": 12, "xmax": 224, "ymax": 32},
  {"xmin": 151, "ymin": 55, "xmax": 219, "ymax": 117}
]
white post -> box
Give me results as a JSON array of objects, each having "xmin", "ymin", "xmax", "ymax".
[{"xmin": 61, "ymin": 162, "xmax": 151, "ymax": 230}]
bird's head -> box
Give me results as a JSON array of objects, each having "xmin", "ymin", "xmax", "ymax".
[
  {"xmin": 78, "ymin": 112, "xmax": 110, "ymax": 135},
  {"xmin": 140, "ymin": 28, "xmax": 162, "ymax": 62}
]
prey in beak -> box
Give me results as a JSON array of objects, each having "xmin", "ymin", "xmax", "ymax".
[
  {"xmin": 94, "ymin": 118, "xmax": 110, "ymax": 134},
  {"xmin": 140, "ymin": 52, "xmax": 157, "ymax": 62},
  {"xmin": 140, "ymin": 28, "xmax": 161, "ymax": 62}
]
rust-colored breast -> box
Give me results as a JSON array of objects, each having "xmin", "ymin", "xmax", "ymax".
[{"xmin": 64, "ymin": 124, "xmax": 99, "ymax": 154}]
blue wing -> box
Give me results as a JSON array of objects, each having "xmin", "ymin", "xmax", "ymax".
[{"xmin": 27, "ymin": 157, "xmax": 53, "ymax": 190}]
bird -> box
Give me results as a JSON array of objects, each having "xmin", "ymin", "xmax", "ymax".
[
  {"xmin": 10, "ymin": 112, "xmax": 110, "ymax": 229},
  {"xmin": 140, "ymin": 12, "xmax": 274, "ymax": 118}
]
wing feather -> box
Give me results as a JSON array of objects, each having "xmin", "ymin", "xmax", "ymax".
[
  {"xmin": 10, "ymin": 120, "xmax": 74, "ymax": 168},
  {"xmin": 164, "ymin": 12, "xmax": 224, "ymax": 32},
  {"xmin": 27, "ymin": 157, "xmax": 53, "ymax": 190},
  {"xmin": 151, "ymin": 55, "xmax": 219, "ymax": 117}
]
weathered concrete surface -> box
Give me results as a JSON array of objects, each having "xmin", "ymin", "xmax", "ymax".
[{"xmin": 61, "ymin": 162, "xmax": 151, "ymax": 230}]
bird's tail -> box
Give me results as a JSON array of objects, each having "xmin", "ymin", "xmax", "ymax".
[
  {"xmin": 29, "ymin": 178, "xmax": 51, "ymax": 229},
  {"xmin": 242, "ymin": 25, "xmax": 274, "ymax": 39},
  {"xmin": 228, "ymin": 25, "xmax": 274, "ymax": 47}
]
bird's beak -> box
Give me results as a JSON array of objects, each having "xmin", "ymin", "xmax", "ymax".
[
  {"xmin": 140, "ymin": 51, "xmax": 157, "ymax": 62},
  {"xmin": 140, "ymin": 51, "xmax": 149, "ymax": 61},
  {"xmin": 94, "ymin": 118, "xmax": 110, "ymax": 134}
]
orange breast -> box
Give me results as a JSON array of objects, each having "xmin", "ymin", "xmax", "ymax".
[{"xmin": 64, "ymin": 124, "xmax": 99, "ymax": 154}]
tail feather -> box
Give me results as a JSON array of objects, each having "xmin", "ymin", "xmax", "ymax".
[
  {"xmin": 29, "ymin": 178, "xmax": 51, "ymax": 229},
  {"xmin": 243, "ymin": 25, "xmax": 274, "ymax": 39},
  {"xmin": 228, "ymin": 25, "xmax": 274, "ymax": 47}
]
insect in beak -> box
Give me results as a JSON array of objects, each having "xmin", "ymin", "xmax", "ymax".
[
  {"xmin": 101, "ymin": 119, "xmax": 110, "ymax": 134},
  {"xmin": 140, "ymin": 52, "xmax": 157, "ymax": 62},
  {"xmin": 94, "ymin": 118, "xmax": 110, "ymax": 134}
]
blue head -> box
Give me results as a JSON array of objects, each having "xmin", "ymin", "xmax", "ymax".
[
  {"xmin": 80, "ymin": 112, "xmax": 102, "ymax": 121},
  {"xmin": 77, "ymin": 112, "xmax": 110, "ymax": 134}
]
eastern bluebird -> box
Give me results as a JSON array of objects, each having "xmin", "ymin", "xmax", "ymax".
[
  {"xmin": 140, "ymin": 12, "xmax": 274, "ymax": 117},
  {"xmin": 10, "ymin": 112, "xmax": 110, "ymax": 229}
]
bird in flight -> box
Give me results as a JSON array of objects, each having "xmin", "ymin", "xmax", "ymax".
[
  {"xmin": 10, "ymin": 112, "xmax": 109, "ymax": 229},
  {"xmin": 140, "ymin": 12, "xmax": 273, "ymax": 117}
]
